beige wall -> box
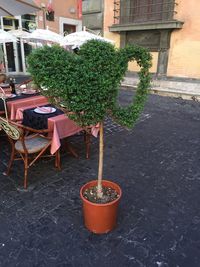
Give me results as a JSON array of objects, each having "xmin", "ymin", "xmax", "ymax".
[
  {"xmin": 34, "ymin": 0, "xmax": 81, "ymax": 33},
  {"xmin": 104, "ymin": 0, "xmax": 200, "ymax": 79},
  {"xmin": 103, "ymin": 0, "xmax": 120, "ymax": 47},
  {"xmin": 128, "ymin": 52, "xmax": 158, "ymax": 73},
  {"xmin": 103, "ymin": 0, "xmax": 156, "ymax": 73},
  {"xmin": 167, "ymin": 0, "xmax": 200, "ymax": 78}
]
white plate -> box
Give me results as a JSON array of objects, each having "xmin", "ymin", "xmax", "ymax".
[
  {"xmin": 0, "ymin": 83, "xmax": 10, "ymax": 88},
  {"xmin": 19, "ymin": 84, "xmax": 27, "ymax": 89},
  {"xmin": 6, "ymin": 94, "xmax": 16, "ymax": 98},
  {"xmin": 22, "ymin": 89, "xmax": 36, "ymax": 95},
  {"xmin": 34, "ymin": 107, "xmax": 56, "ymax": 114}
]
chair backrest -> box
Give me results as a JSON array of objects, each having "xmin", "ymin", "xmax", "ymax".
[{"xmin": 0, "ymin": 117, "xmax": 22, "ymax": 140}]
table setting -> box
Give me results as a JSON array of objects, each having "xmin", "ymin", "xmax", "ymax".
[
  {"xmin": 0, "ymin": 91, "xmax": 41, "ymax": 112},
  {"xmin": 10, "ymin": 96, "xmax": 48, "ymax": 120},
  {"xmin": 20, "ymin": 104, "xmax": 83, "ymax": 154},
  {"xmin": 16, "ymin": 83, "xmax": 38, "ymax": 95},
  {"xmin": 33, "ymin": 106, "xmax": 57, "ymax": 114},
  {"xmin": 22, "ymin": 104, "xmax": 64, "ymax": 129}
]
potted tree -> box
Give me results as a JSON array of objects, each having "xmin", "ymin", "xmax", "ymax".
[{"xmin": 27, "ymin": 40, "xmax": 152, "ymax": 233}]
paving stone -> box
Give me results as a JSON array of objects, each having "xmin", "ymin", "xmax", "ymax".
[{"xmin": 0, "ymin": 90, "xmax": 200, "ymax": 266}]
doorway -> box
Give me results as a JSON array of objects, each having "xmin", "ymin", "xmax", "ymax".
[
  {"xmin": 1, "ymin": 17, "xmax": 19, "ymax": 74},
  {"xmin": 0, "ymin": 15, "xmax": 35, "ymax": 75},
  {"xmin": 59, "ymin": 17, "xmax": 82, "ymax": 36},
  {"xmin": 63, "ymin": 24, "xmax": 76, "ymax": 36}
]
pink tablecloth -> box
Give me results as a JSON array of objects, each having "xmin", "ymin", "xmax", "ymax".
[
  {"xmin": 48, "ymin": 114, "xmax": 83, "ymax": 154},
  {"xmin": 48, "ymin": 115, "xmax": 100, "ymax": 154},
  {"xmin": 16, "ymin": 106, "xmax": 99, "ymax": 155},
  {"xmin": 7, "ymin": 95, "xmax": 48, "ymax": 120}
]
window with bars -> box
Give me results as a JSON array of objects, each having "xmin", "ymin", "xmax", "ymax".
[
  {"xmin": 114, "ymin": 0, "xmax": 175, "ymax": 24},
  {"xmin": 82, "ymin": 0, "xmax": 102, "ymax": 13}
]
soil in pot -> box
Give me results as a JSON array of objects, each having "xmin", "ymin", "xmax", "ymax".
[
  {"xmin": 80, "ymin": 180, "xmax": 122, "ymax": 233},
  {"xmin": 83, "ymin": 185, "xmax": 119, "ymax": 204}
]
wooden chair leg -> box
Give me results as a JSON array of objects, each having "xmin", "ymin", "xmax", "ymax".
[
  {"xmin": 24, "ymin": 155, "xmax": 28, "ymax": 189},
  {"xmin": 5, "ymin": 145, "xmax": 15, "ymax": 175},
  {"xmin": 55, "ymin": 149, "xmax": 61, "ymax": 170},
  {"xmin": 64, "ymin": 139, "xmax": 78, "ymax": 158}
]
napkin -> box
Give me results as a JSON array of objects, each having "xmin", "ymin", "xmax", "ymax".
[
  {"xmin": 37, "ymin": 106, "xmax": 53, "ymax": 112},
  {"xmin": 5, "ymin": 93, "xmax": 15, "ymax": 98}
]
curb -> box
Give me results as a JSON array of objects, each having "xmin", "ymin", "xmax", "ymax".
[{"xmin": 121, "ymin": 79, "xmax": 200, "ymax": 101}]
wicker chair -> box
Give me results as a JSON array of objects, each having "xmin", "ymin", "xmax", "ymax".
[{"xmin": 0, "ymin": 116, "xmax": 60, "ymax": 189}]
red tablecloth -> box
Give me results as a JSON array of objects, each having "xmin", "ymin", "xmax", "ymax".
[
  {"xmin": 48, "ymin": 114, "xmax": 83, "ymax": 154},
  {"xmin": 16, "ymin": 106, "xmax": 99, "ymax": 154},
  {"xmin": 7, "ymin": 95, "xmax": 48, "ymax": 120}
]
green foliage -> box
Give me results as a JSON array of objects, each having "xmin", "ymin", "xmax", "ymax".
[{"xmin": 27, "ymin": 40, "xmax": 152, "ymax": 128}]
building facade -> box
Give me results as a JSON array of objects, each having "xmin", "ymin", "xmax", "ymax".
[
  {"xmin": 3, "ymin": 0, "xmax": 200, "ymax": 80},
  {"xmin": 82, "ymin": 0, "xmax": 103, "ymax": 34},
  {"xmin": 83, "ymin": 0, "xmax": 200, "ymax": 79},
  {"xmin": 102, "ymin": 0, "xmax": 200, "ymax": 80},
  {"xmin": 0, "ymin": 0, "xmax": 82, "ymax": 75}
]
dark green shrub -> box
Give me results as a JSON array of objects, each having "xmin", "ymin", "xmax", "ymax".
[
  {"xmin": 27, "ymin": 40, "xmax": 152, "ymax": 128},
  {"xmin": 28, "ymin": 40, "xmax": 152, "ymax": 199}
]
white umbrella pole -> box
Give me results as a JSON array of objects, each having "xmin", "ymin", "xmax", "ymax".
[
  {"xmin": 18, "ymin": 19, "xmax": 27, "ymax": 73},
  {"xmin": 2, "ymin": 43, "xmax": 8, "ymax": 74},
  {"xmin": 20, "ymin": 39, "xmax": 26, "ymax": 73}
]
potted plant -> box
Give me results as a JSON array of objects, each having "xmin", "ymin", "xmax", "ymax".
[{"xmin": 27, "ymin": 40, "xmax": 152, "ymax": 233}]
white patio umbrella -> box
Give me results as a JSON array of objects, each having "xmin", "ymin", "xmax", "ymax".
[
  {"xmin": 8, "ymin": 29, "xmax": 31, "ymax": 39},
  {"xmin": 61, "ymin": 31, "xmax": 114, "ymax": 48},
  {"xmin": 0, "ymin": 0, "xmax": 40, "ymax": 16},
  {"xmin": 0, "ymin": 29, "xmax": 17, "ymax": 43},
  {"xmin": 25, "ymin": 28, "xmax": 64, "ymax": 44}
]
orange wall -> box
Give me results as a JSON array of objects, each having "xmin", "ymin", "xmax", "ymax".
[
  {"xmin": 34, "ymin": 0, "xmax": 80, "ymax": 33},
  {"xmin": 103, "ymin": 0, "xmax": 120, "ymax": 47},
  {"xmin": 103, "ymin": 0, "xmax": 156, "ymax": 73},
  {"xmin": 104, "ymin": 0, "xmax": 200, "ymax": 79},
  {"xmin": 128, "ymin": 52, "xmax": 158, "ymax": 73},
  {"xmin": 167, "ymin": 0, "xmax": 200, "ymax": 78}
]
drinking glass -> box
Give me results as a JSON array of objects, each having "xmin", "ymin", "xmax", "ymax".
[{"xmin": 15, "ymin": 87, "xmax": 22, "ymax": 96}]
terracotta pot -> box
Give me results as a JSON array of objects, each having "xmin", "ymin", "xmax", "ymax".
[{"xmin": 80, "ymin": 180, "xmax": 122, "ymax": 234}]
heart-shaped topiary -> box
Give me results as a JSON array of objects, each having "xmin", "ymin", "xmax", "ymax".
[
  {"xmin": 28, "ymin": 40, "xmax": 152, "ymax": 202},
  {"xmin": 27, "ymin": 40, "xmax": 152, "ymax": 128}
]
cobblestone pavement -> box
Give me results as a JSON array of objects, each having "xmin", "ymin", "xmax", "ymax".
[{"xmin": 0, "ymin": 89, "xmax": 200, "ymax": 267}]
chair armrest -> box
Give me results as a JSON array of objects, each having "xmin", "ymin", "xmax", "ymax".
[
  {"xmin": 9, "ymin": 120, "xmax": 51, "ymax": 134},
  {"xmin": 24, "ymin": 133, "xmax": 39, "ymax": 139},
  {"xmin": 24, "ymin": 133, "xmax": 52, "ymax": 140},
  {"xmin": 23, "ymin": 125, "xmax": 51, "ymax": 134},
  {"xmin": 12, "ymin": 118, "xmax": 23, "ymax": 123}
]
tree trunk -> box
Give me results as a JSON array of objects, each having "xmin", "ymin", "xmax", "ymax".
[{"xmin": 97, "ymin": 121, "xmax": 103, "ymax": 198}]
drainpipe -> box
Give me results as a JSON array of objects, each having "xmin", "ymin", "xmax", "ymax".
[{"xmin": 41, "ymin": 3, "xmax": 46, "ymax": 29}]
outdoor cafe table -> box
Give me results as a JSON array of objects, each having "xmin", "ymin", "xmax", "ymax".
[
  {"xmin": 20, "ymin": 106, "xmax": 99, "ymax": 154},
  {"xmin": 6, "ymin": 94, "xmax": 48, "ymax": 120},
  {"xmin": 21, "ymin": 106, "xmax": 85, "ymax": 154},
  {"xmin": 48, "ymin": 114, "xmax": 84, "ymax": 154},
  {"xmin": 48, "ymin": 115, "xmax": 99, "ymax": 155}
]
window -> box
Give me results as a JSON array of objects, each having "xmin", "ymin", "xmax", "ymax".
[
  {"xmin": 116, "ymin": 0, "xmax": 175, "ymax": 24},
  {"xmin": 21, "ymin": 14, "xmax": 36, "ymax": 32},
  {"xmin": 82, "ymin": 0, "xmax": 102, "ymax": 13}
]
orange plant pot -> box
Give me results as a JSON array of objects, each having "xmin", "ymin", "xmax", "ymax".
[{"xmin": 80, "ymin": 180, "xmax": 122, "ymax": 234}]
